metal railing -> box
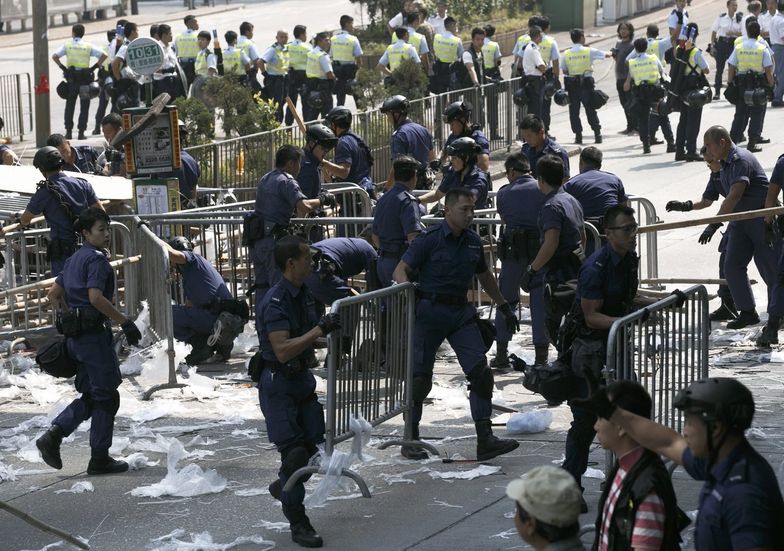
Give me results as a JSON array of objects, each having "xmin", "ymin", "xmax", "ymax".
[
  {"xmin": 0, "ymin": 221, "xmax": 135, "ymax": 337},
  {"xmin": 131, "ymin": 217, "xmax": 185, "ymax": 400},
  {"xmin": 283, "ymin": 283, "xmax": 439, "ymax": 496},
  {"xmin": 0, "ymin": 73, "xmax": 32, "ymax": 141},
  {"xmin": 185, "ymin": 78, "xmax": 526, "ymax": 193},
  {"xmin": 628, "ymin": 196, "xmax": 661, "ymax": 288},
  {"xmin": 605, "ymin": 285, "xmax": 709, "ymax": 448}
]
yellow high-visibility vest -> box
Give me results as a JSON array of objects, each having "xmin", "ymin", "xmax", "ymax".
[
  {"xmin": 563, "ymin": 46, "xmax": 592, "ymax": 76},
  {"xmin": 175, "ymin": 32, "xmax": 199, "ymax": 59},
  {"xmin": 331, "ymin": 33, "xmax": 358, "ymax": 63},
  {"xmin": 433, "ymin": 33, "xmax": 460, "ymax": 63},
  {"xmin": 481, "ymin": 41, "xmax": 500, "ymax": 69},
  {"xmin": 629, "ymin": 53, "xmax": 660, "ymax": 84},
  {"xmin": 733, "ymin": 40, "xmax": 765, "ymax": 72},
  {"xmin": 306, "ymin": 48, "xmax": 328, "ymax": 78},
  {"xmin": 222, "ymin": 48, "xmax": 243, "ymax": 75},
  {"xmin": 195, "ymin": 49, "xmax": 210, "ymax": 76},
  {"xmin": 385, "ymin": 42, "xmax": 417, "ymax": 71},
  {"xmin": 288, "ymin": 40, "xmax": 311, "ymax": 70},
  {"xmin": 64, "ymin": 40, "xmax": 92, "ymax": 68}
]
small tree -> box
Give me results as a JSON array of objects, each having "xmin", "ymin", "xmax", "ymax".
[
  {"xmin": 203, "ymin": 78, "xmax": 280, "ymax": 137},
  {"xmin": 349, "ymin": 0, "xmax": 406, "ymax": 25},
  {"xmin": 387, "ymin": 59, "xmax": 429, "ymax": 101},
  {"xmin": 173, "ymin": 96, "xmax": 215, "ymax": 146},
  {"xmin": 353, "ymin": 67, "xmax": 387, "ymax": 111}
]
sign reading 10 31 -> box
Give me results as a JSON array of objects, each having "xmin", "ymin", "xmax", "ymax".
[{"xmin": 125, "ymin": 37, "xmax": 164, "ymax": 76}]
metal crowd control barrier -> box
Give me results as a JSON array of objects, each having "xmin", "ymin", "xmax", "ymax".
[
  {"xmin": 131, "ymin": 217, "xmax": 185, "ymax": 400},
  {"xmin": 0, "ymin": 73, "xmax": 32, "ymax": 141},
  {"xmin": 185, "ymin": 78, "xmax": 527, "ymax": 191},
  {"xmin": 603, "ymin": 285, "xmax": 710, "ymax": 471},
  {"xmin": 0, "ymin": 221, "xmax": 135, "ymax": 337},
  {"xmin": 283, "ymin": 282, "xmax": 439, "ymax": 496},
  {"xmin": 628, "ymin": 196, "xmax": 661, "ymax": 288}
]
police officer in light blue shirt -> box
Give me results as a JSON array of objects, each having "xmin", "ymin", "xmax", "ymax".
[
  {"xmin": 258, "ymin": 235, "xmax": 341, "ymax": 548},
  {"xmin": 666, "ymin": 125, "xmax": 775, "ymax": 330},
  {"xmin": 248, "ymin": 146, "xmax": 335, "ymax": 337},
  {"xmin": 381, "ymin": 95, "xmax": 436, "ymax": 189},
  {"xmin": 322, "ymin": 107, "xmax": 374, "ymax": 197},
  {"xmin": 492, "ymin": 153, "xmax": 548, "ymax": 368},
  {"xmin": 393, "ymin": 187, "xmax": 520, "ymax": 462},
  {"xmin": 37, "ymin": 207, "xmax": 141, "ymax": 476},
  {"xmin": 519, "ymin": 114, "xmax": 571, "ymax": 180},
  {"xmin": 520, "ymin": 155, "xmax": 585, "ymax": 345},
  {"xmin": 19, "ymin": 146, "xmax": 104, "ymax": 276},
  {"xmin": 372, "ymin": 156, "xmax": 423, "ymax": 287}
]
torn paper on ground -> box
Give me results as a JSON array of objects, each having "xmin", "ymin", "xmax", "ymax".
[
  {"xmin": 148, "ymin": 529, "xmax": 275, "ymax": 551},
  {"xmin": 130, "ymin": 438, "xmax": 226, "ymax": 498},
  {"xmin": 428, "ymin": 464, "xmax": 501, "ymax": 480},
  {"xmin": 54, "ymin": 481, "xmax": 94, "ymax": 494}
]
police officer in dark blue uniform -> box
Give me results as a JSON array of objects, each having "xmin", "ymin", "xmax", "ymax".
[
  {"xmin": 440, "ymin": 101, "xmax": 490, "ymax": 172},
  {"xmin": 47, "ymin": 133, "xmax": 100, "ymax": 174},
  {"xmin": 562, "ymin": 146, "xmax": 629, "ymax": 254},
  {"xmin": 578, "ymin": 377, "xmax": 784, "ymax": 550},
  {"xmin": 758, "ymin": 151, "xmax": 784, "ymax": 346},
  {"xmin": 36, "ymin": 207, "xmax": 141, "ymax": 475},
  {"xmin": 175, "ymin": 149, "xmax": 201, "ymax": 208},
  {"xmin": 298, "ymin": 124, "xmax": 339, "ymax": 243},
  {"xmin": 520, "ymin": 155, "xmax": 585, "ymax": 345},
  {"xmin": 381, "ymin": 95, "xmax": 437, "ymax": 190},
  {"xmin": 491, "ymin": 152, "xmax": 548, "ymax": 368},
  {"xmin": 19, "ymin": 146, "xmax": 105, "ymax": 276},
  {"xmin": 666, "ymin": 125, "xmax": 775, "ymax": 329},
  {"xmin": 305, "ymin": 237, "xmax": 379, "ymax": 307},
  {"xmin": 247, "ymin": 145, "xmax": 336, "ymax": 338},
  {"xmin": 321, "ymin": 107, "xmax": 375, "ymax": 198},
  {"xmin": 371, "ymin": 156, "xmax": 423, "ymax": 287},
  {"xmin": 259, "ymin": 235, "xmax": 341, "ymax": 548},
  {"xmin": 419, "ymin": 137, "xmax": 490, "ymax": 209},
  {"xmin": 519, "ymin": 114, "xmax": 570, "ymax": 180},
  {"xmin": 393, "ymin": 187, "xmax": 520, "ymax": 461},
  {"xmin": 167, "ymin": 236, "xmax": 248, "ymax": 365}
]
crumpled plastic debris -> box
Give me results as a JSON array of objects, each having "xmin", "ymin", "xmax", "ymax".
[
  {"xmin": 252, "ymin": 520, "xmax": 290, "ymax": 532},
  {"xmin": 747, "ymin": 427, "xmax": 767, "ymax": 440},
  {"xmin": 233, "ymin": 323, "xmax": 258, "ymax": 354},
  {"xmin": 54, "ymin": 480, "xmax": 94, "ymax": 494},
  {"xmin": 147, "ymin": 529, "xmax": 275, "ymax": 551},
  {"xmin": 584, "ymin": 467, "xmax": 605, "ymax": 480},
  {"xmin": 130, "ymin": 438, "xmax": 226, "ymax": 498},
  {"xmin": 428, "ymin": 464, "xmax": 501, "ymax": 480},
  {"xmin": 123, "ymin": 452, "xmax": 159, "ymax": 471},
  {"xmin": 233, "ymin": 487, "xmax": 269, "ymax": 497},
  {"xmin": 305, "ymin": 414, "xmax": 372, "ymax": 507},
  {"xmin": 0, "ymin": 459, "xmax": 18, "ymax": 481},
  {"xmin": 506, "ymin": 408, "xmax": 553, "ymax": 434}
]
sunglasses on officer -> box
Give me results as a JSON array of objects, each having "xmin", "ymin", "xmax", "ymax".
[{"xmin": 606, "ymin": 223, "xmax": 639, "ymax": 235}]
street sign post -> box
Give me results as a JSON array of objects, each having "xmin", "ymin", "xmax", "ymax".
[{"xmin": 124, "ymin": 37, "xmax": 164, "ymax": 76}]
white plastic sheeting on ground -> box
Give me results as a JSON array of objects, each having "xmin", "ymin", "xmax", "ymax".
[
  {"xmin": 54, "ymin": 480, "xmax": 94, "ymax": 494},
  {"xmin": 147, "ymin": 529, "xmax": 276, "ymax": 551}
]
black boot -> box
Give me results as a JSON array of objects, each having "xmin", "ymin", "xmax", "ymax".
[
  {"xmin": 574, "ymin": 132, "xmax": 582, "ymax": 144},
  {"xmin": 283, "ymin": 504, "xmax": 323, "ymax": 548},
  {"xmin": 726, "ymin": 310, "xmax": 760, "ymax": 330},
  {"xmin": 77, "ymin": 130, "xmax": 86, "ymax": 140},
  {"xmin": 747, "ymin": 140, "xmax": 762, "ymax": 153},
  {"xmin": 709, "ymin": 297, "xmax": 738, "ymax": 321},
  {"xmin": 401, "ymin": 423, "xmax": 428, "ymax": 460},
  {"xmin": 594, "ymin": 131, "xmax": 602, "ymax": 144},
  {"xmin": 91, "ymin": 125, "xmax": 101, "ymax": 136},
  {"xmin": 87, "ymin": 454, "xmax": 128, "ymax": 475},
  {"xmin": 757, "ymin": 317, "xmax": 781, "ymax": 347},
  {"xmin": 534, "ymin": 345, "xmax": 549, "ymax": 365},
  {"xmin": 489, "ymin": 345, "xmax": 509, "ymax": 369},
  {"xmin": 674, "ymin": 150, "xmax": 687, "ymax": 161},
  {"xmin": 185, "ymin": 335, "xmax": 214, "ymax": 365},
  {"xmin": 475, "ymin": 419, "xmax": 519, "ymax": 461},
  {"xmin": 36, "ymin": 425, "xmax": 64, "ymax": 469},
  {"xmin": 642, "ymin": 141, "xmax": 651, "ymax": 154},
  {"xmin": 65, "ymin": 130, "xmax": 73, "ymax": 140},
  {"xmin": 268, "ymin": 479, "xmax": 282, "ymax": 501},
  {"xmin": 666, "ymin": 141, "xmax": 677, "ymax": 153},
  {"xmin": 214, "ymin": 342, "xmax": 233, "ymax": 362}
]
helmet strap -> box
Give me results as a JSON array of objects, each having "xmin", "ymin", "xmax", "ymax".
[{"xmin": 705, "ymin": 419, "xmax": 729, "ymax": 471}]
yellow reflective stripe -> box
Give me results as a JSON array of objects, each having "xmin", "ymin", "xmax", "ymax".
[
  {"xmin": 64, "ymin": 41, "xmax": 92, "ymax": 68},
  {"xmin": 222, "ymin": 49, "xmax": 243, "ymax": 75},
  {"xmin": 175, "ymin": 33, "xmax": 199, "ymax": 59},
  {"xmin": 433, "ymin": 33, "xmax": 460, "ymax": 63},
  {"xmin": 330, "ymin": 34, "xmax": 356, "ymax": 62},
  {"xmin": 481, "ymin": 41, "xmax": 499, "ymax": 69},
  {"xmin": 288, "ymin": 42, "xmax": 310, "ymax": 70},
  {"xmin": 629, "ymin": 54, "xmax": 659, "ymax": 84},
  {"xmin": 306, "ymin": 49, "xmax": 327, "ymax": 78},
  {"xmin": 563, "ymin": 48, "xmax": 592, "ymax": 75},
  {"xmin": 735, "ymin": 42, "xmax": 765, "ymax": 72}
]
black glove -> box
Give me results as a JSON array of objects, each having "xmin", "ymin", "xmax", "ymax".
[
  {"xmin": 671, "ymin": 289, "xmax": 687, "ymax": 308},
  {"xmin": 520, "ymin": 265, "xmax": 536, "ymax": 293},
  {"xmin": 498, "ymin": 303, "xmax": 520, "ymax": 334},
  {"xmin": 571, "ymin": 387, "xmax": 617, "ymax": 419},
  {"xmin": 698, "ymin": 223, "xmax": 722, "ymax": 244},
  {"xmin": 318, "ymin": 191, "xmax": 337, "ymax": 208},
  {"xmin": 666, "ymin": 200, "xmax": 693, "ymax": 212},
  {"xmin": 317, "ymin": 312, "xmax": 341, "ymax": 335},
  {"xmin": 121, "ymin": 320, "xmax": 142, "ymax": 347}
]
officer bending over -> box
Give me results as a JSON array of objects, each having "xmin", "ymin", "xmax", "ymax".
[
  {"xmin": 168, "ymin": 236, "xmax": 248, "ymax": 365},
  {"xmin": 393, "ymin": 188, "xmax": 520, "ymax": 461},
  {"xmin": 47, "ymin": 132, "xmax": 100, "ymax": 174},
  {"xmin": 37, "ymin": 207, "xmax": 142, "ymax": 475},
  {"xmin": 305, "ymin": 237, "xmax": 379, "ymax": 309},
  {"xmin": 576, "ymin": 377, "xmax": 784, "ymax": 551},
  {"xmin": 19, "ymin": 146, "xmax": 104, "ymax": 276},
  {"xmin": 258, "ymin": 235, "xmax": 341, "ymax": 548},
  {"xmin": 492, "ymin": 153, "xmax": 548, "ymax": 368}
]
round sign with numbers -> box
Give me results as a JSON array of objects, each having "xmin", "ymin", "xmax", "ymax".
[{"xmin": 125, "ymin": 37, "xmax": 164, "ymax": 76}]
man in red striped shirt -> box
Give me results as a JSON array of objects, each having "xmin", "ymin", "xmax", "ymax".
[{"xmin": 592, "ymin": 381, "xmax": 688, "ymax": 551}]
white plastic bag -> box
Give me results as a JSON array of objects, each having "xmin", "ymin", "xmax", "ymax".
[{"xmin": 506, "ymin": 408, "xmax": 553, "ymax": 434}]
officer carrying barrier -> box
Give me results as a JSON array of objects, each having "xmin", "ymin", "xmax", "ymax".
[
  {"xmin": 283, "ymin": 282, "xmax": 440, "ymax": 497},
  {"xmin": 604, "ymin": 285, "xmax": 709, "ymax": 471},
  {"xmin": 0, "ymin": 220, "xmax": 136, "ymax": 338}
]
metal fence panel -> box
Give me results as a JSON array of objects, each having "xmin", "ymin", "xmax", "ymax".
[{"xmin": 0, "ymin": 73, "xmax": 32, "ymax": 141}]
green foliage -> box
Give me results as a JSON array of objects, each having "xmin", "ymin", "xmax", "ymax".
[
  {"xmin": 173, "ymin": 96, "xmax": 215, "ymax": 146},
  {"xmin": 353, "ymin": 67, "xmax": 387, "ymax": 111},
  {"xmin": 203, "ymin": 77, "xmax": 280, "ymax": 137},
  {"xmin": 387, "ymin": 59, "xmax": 429, "ymax": 101},
  {"xmin": 349, "ymin": 0, "xmax": 406, "ymax": 26}
]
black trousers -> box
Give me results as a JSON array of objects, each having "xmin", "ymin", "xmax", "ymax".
[
  {"xmin": 675, "ymin": 103, "xmax": 703, "ymax": 154},
  {"xmin": 565, "ymin": 77, "xmax": 600, "ymax": 134},
  {"xmin": 714, "ymin": 38, "xmax": 734, "ymax": 92},
  {"xmin": 616, "ymin": 79, "xmax": 638, "ymax": 131},
  {"xmin": 64, "ymin": 80, "xmax": 90, "ymax": 132},
  {"xmin": 525, "ymin": 76, "xmax": 544, "ymax": 119},
  {"xmin": 333, "ymin": 63, "xmax": 357, "ymax": 107},
  {"xmin": 286, "ymin": 70, "xmax": 307, "ymax": 126}
]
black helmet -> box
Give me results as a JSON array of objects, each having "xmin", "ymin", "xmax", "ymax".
[
  {"xmin": 673, "ymin": 377, "xmax": 755, "ymax": 431},
  {"xmin": 33, "ymin": 146, "xmax": 64, "ymax": 172},
  {"xmin": 443, "ymin": 100, "xmax": 472, "ymax": 123},
  {"xmin": 684, "ymin": 86, "xmax": 712, "ymax": 108},
  {"xmin": 543, "ymin": 79, "xmax": 560, "ymax": 100},
  {"xmin": 79, "ymin": 82, "xmax": 101, "ymax": 101},
  {"xmin": 324, "ymin": 106, "xmax": 352, "ymax": 127},
  {"xmin": 56, "ymin": 80, "xmax": 69, "ymax": 100},
  {"xmin": 168, "ymin": 236, "xmax": 194, "ymax": 252},
  {"xmin": 380, "ymin": 95, "xmax": 409, "ymax": 114},
  {"xmin": 306, "ymin": 123, "xmax": 338, "ymax": 150},
  {"xmin": 445, "ymin": 136, "xmax": 481, "ymax": 157},
  {"xmin": 553, "ymin": 88, "xmax": 570, "ymax": 107},
  {"xmin": 743, "ymin": 87, "xmax": 768, "ymax": 107},
  {"xmin": 654, "ymin": 97, "xmax": 672, "ymax": 116},
  {"xmin": 513, "ymin": 87, "xmax": 528, "ymax": 107},
  {"xmin": 306, "ymin": 90, "xmax": 325, "ymax": 110}
]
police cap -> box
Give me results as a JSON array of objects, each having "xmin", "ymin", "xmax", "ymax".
[{"xmin": 673, "ymin": 377, "xmax": 755, "ymax": 431}]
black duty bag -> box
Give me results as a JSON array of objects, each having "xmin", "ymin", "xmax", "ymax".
[{"xmin": 36, "ymin": 337, "xmax": 77, "ymax": 378}]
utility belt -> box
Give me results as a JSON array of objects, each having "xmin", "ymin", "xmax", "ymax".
[
  {"xmin": 201, "ymin": 298, "xmax": 250, "ymax": 320},
  {"xmin": 498, "ymin": 227, "xmax": 540, "ymax": 262},
  {"xmin": 736, "ymin": 71, "xmax": 768, "ymax": 90},
  {"xmin": 160, "ymin": 67, "xmax": 178, "ymax": 75},
  {"xmin": 242, "ymin": 212, "xmax": 292, "ymax": 246},
  {"xmin": 416, "ymin": 291, "xmax": 468, "ymax": 306},
  {"xmin": 65, "ymin": 67, "xmax": 94, "ymax": 85},
  {"xmin": 333, "ymin": 62, "xmax": 357, "ymax": 80},
  {"xmin": 178, "ymin": 58, "xmax": 196, "ymax": 65},
  {"xmin": 262, "ymin": 349, "xmax": 317, "ymax": 379},
  {"xmin": 484, "ymin": 67, "xmax": 502, "ymax": 81},
  {"xmin": 547, "ymin": 248, "xmax": 585, "ymax": 274},
  {"xmin": 56, "ymin": 307, "xmax": 110, "ymax": 337},
  {"xmin": 47, "ymin": 238, "xmax": 77, "ymax": 262},
  {"xmin": 306, "ymin": 77, "xmax": 334, "ymax": 93},
  {"xmin": 564, "ymin": 74, "xmax": 595, "ymax": 91},
  {"xmin": 289, "ymin": 69, "xmax": 307, "ymax": 83},
  {"xmin": 633, "ymin": 81, "xmax": 666, "ymax": 103},
  {"xmin": 434, "ymin": 60, "xmax": 453, "ymax": 74}
]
